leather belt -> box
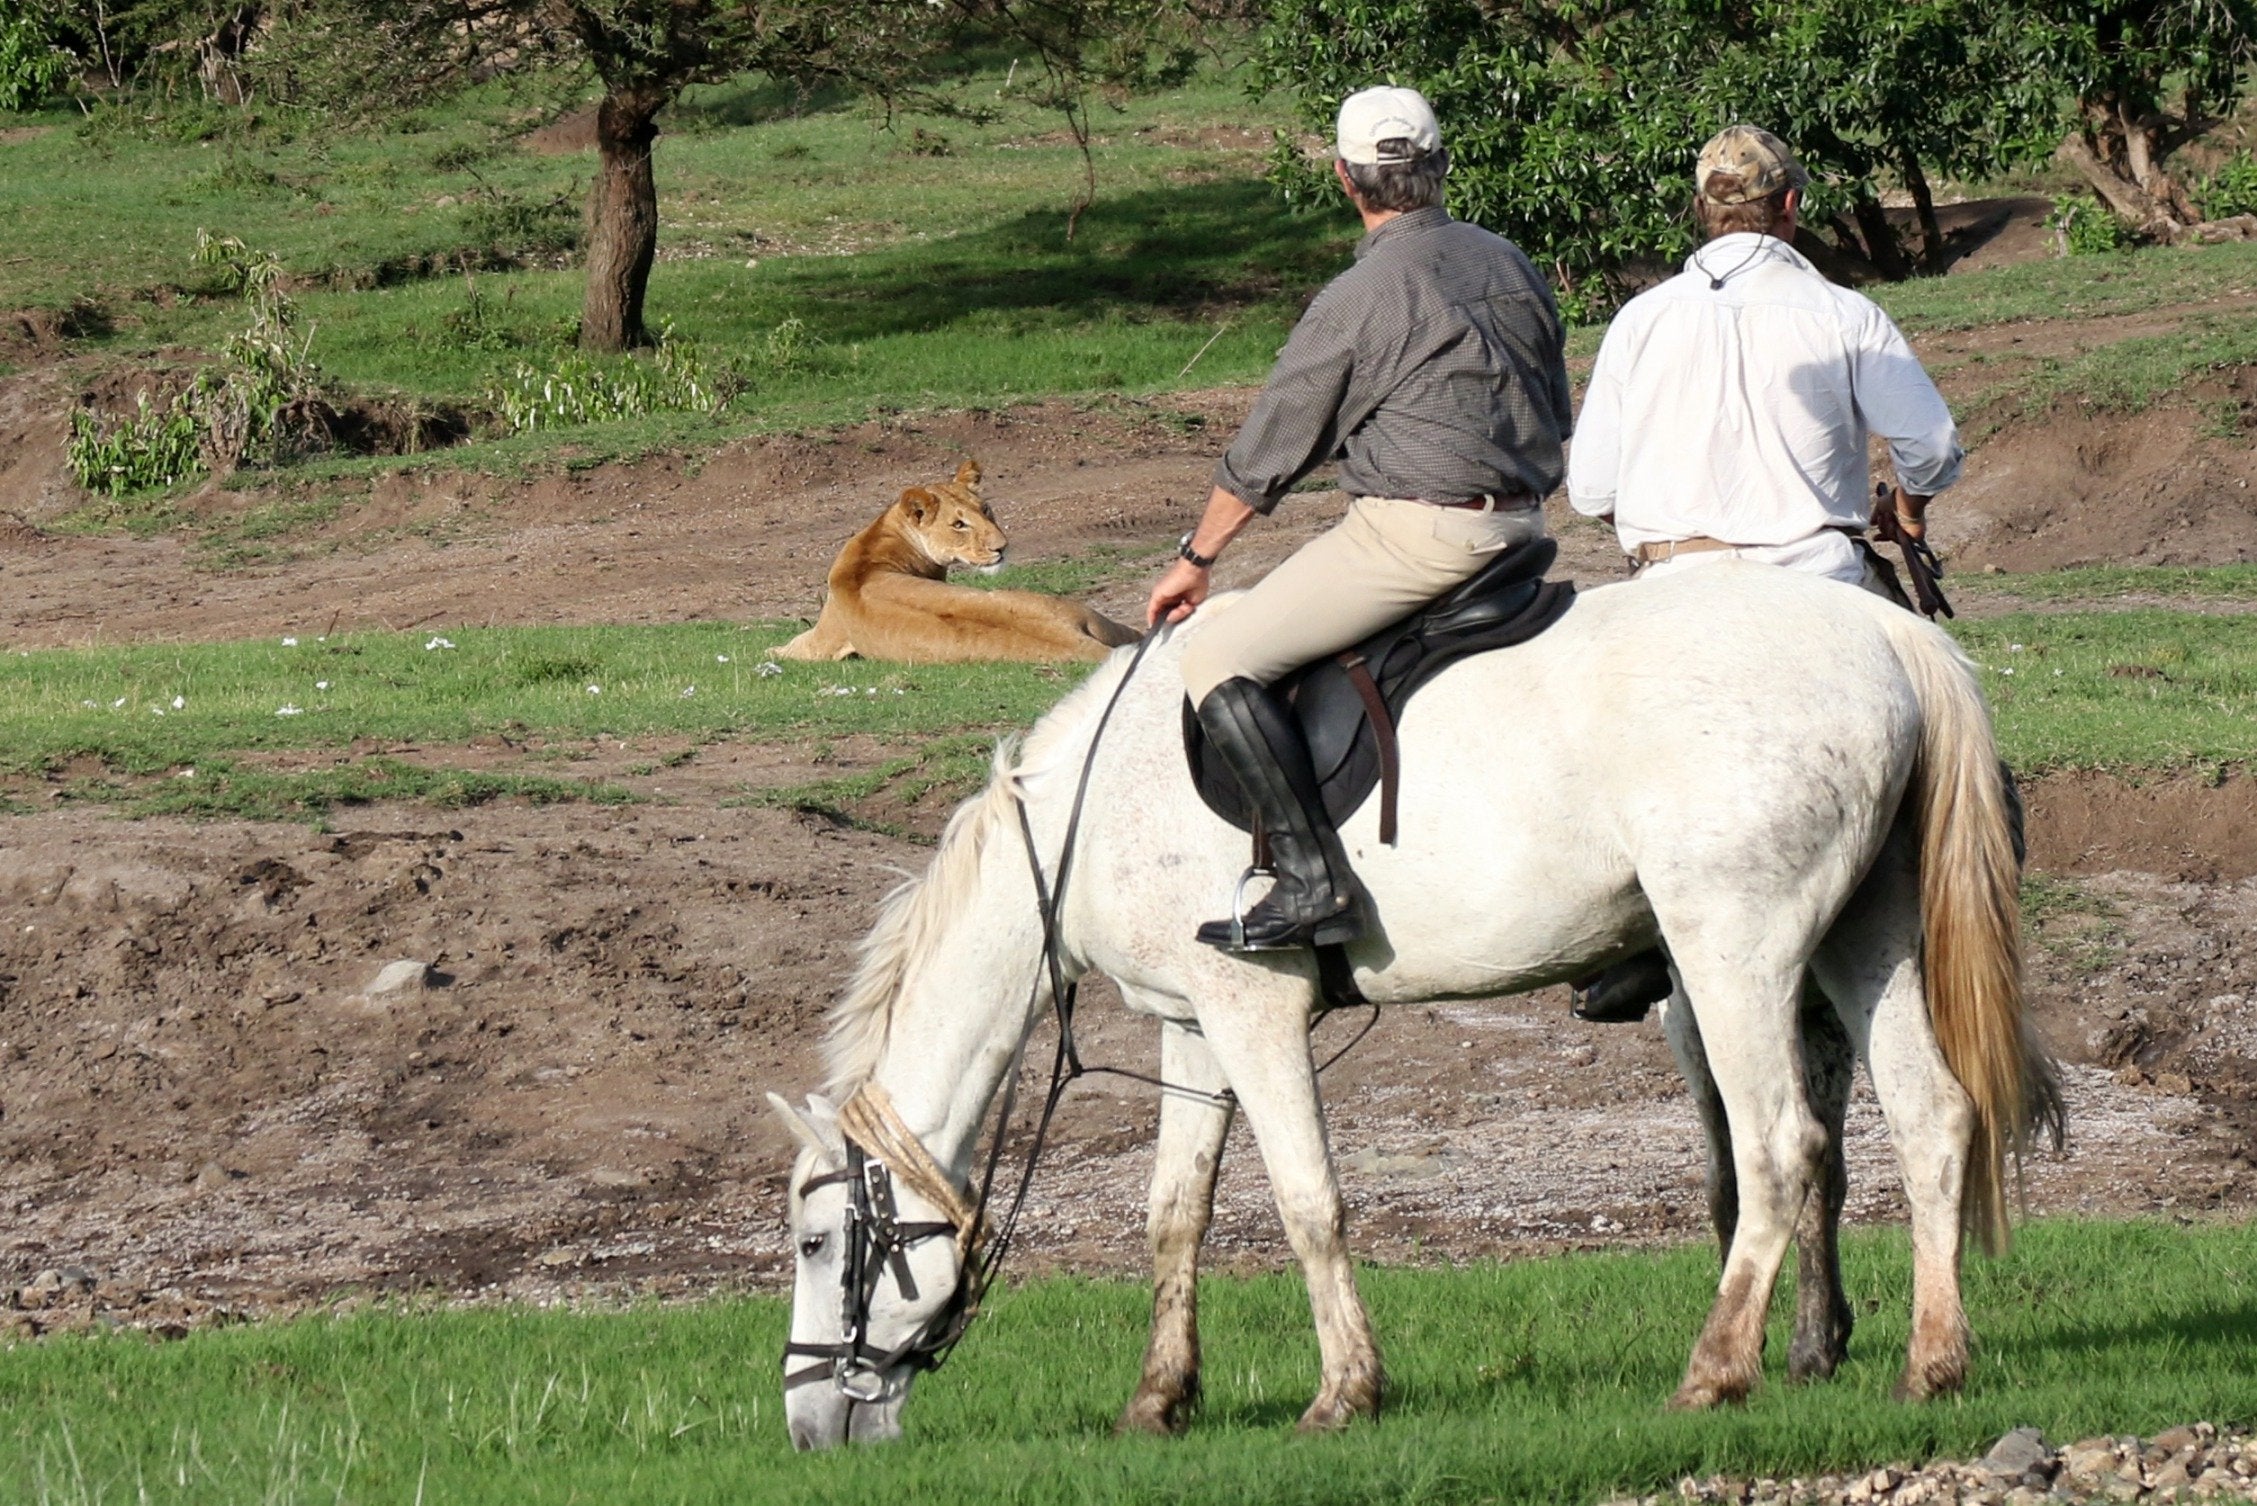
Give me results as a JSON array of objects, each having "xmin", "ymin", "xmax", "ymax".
[
  {"xmin": 1632, "ymin": 535, "xmax": 1741, "ymax": 564},
  {"xmin": 1432, "ymin": 492, "xmax": 1539, "ymax": 512}
]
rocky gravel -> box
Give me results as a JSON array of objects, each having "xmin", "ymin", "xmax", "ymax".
[{"xmin": 1621, "ymin": 1425, "xmax": 2257, "ymax": 1506}]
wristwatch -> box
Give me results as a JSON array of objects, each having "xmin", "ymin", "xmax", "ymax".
[{"xmin": 1177, "ymin": 531, "xmax": 1217, "ymax": 569}]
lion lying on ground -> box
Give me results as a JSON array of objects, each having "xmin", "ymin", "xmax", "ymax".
[{"xmin": 770, "ymin": 460, "xmax": 1140, "ymax": 663}]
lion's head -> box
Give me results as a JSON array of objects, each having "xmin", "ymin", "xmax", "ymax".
[{"xmin": 896, "ymin": 459, "xmax": 1007, "ymax": 573}]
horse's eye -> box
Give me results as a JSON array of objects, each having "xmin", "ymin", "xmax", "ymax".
[{"xmin": 798, "ymin": 1234, "xmax": 825, "ymax": 1259}]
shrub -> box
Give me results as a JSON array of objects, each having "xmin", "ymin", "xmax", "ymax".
[
  {"xmin": 484, "ymin": 319, "xmax": 808, "ymax": 434},
  {"xmin": 2046, "ymin": 193, "xmax": 2131, "ymax": 255},
  {"xmin": 2199, "ymin": 152, "xmax": 2257, "ymax": 220},
  {"xmin": 0, "ymin": 10, "xmax": 74, "ymax": 112},
  {"xmin": 66, "ymin": 232, "xmax": 331, "ymax": 497},
  {"xmin": 463, "ymin": 192, "xmax": 580, "ymax": 256}
]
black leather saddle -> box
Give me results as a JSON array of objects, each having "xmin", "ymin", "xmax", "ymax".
[{"xmin": 1184, "ymin": 537, "xmax": 1576, "ymax": 842}]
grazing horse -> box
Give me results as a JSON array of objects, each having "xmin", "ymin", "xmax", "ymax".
[{"xmin": 770, "ymin": 563, "xmax": 2056, "ymax": 1450}]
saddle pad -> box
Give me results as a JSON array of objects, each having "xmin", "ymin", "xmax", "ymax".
[{"xmin": 1183, "ymin": 543, "xmax": 1577, "ymax": 836}]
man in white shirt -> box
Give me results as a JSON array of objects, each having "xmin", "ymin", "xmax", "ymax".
[
  {"xmin": 1565, "ymin": 124, "xmax": 1966, "ymax": 1022},
  {"xmin": 1568, "ymin": 125, "xmax": 1961, "ymax": 587}
]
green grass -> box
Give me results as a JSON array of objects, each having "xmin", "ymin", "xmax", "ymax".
[
  {"xmin": 1954, "ymin": 611, "xmax": 2257, "ymax": 771},
  {"xmin": 1961, "ymin": 565, "xmax": 2257, "ymax": 603},
  {"xmin": 1872, "ymin": 238, "xmax": 2257, "ymax": 335},
  {"xmin": 0, "ymin": 624, "xmax": 1095, "ymax": 818},
  {"xmin": 0, "ymin": 1221, "xmax": 2248, "ymax": 1505}
]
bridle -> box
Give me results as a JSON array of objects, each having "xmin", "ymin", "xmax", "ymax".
[{"xmin": 781, "ymin": 630, "xmax": 1377, "ymax": 1404}]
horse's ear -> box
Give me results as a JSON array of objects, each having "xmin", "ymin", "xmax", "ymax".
[
  {"xmin": 954, "ymin": 458, "xmax": 981, "ymax": 488},
  {"xmin": 898, "ymin": 487, "xmax": 935, "ymax": 524},
  {"xmin": 767, "ymin": 1091, "xmax": 845, "ymax": 1164}
]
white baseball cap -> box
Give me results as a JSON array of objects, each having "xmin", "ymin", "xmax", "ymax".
[{"xmin": 1335, "ymin": 86, "xmax": 1441, "ymax": 166}]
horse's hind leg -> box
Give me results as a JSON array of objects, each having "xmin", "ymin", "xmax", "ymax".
[
  {"xmin": 1663, "ymin": 951, "xmax": 1824, "ymax": 1410},
  {"xmin": 1809, "ymin": 826, "xmax": 1974, "ymax": 1400},
  {"xmin": 1665, "ymin": 981, "xmax": 1856, "ymax": 1384},
  {"xmin": 1118, "ymin": 1015, "xmax": 1235, "ymax": 1437}
]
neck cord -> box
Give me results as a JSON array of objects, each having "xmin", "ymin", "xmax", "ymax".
[{"xmin": 1691, "ymin": 234, "xmax": 1777, "ymax": 291}]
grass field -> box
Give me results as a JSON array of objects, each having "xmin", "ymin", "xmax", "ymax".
[
  {"xmin": 0, "ymin": 603, "xmax": 2247, "ymax": 819},
  {"xmin": 0, "ymin": 1220, "xmax": 2248, "ymax": 1505}
]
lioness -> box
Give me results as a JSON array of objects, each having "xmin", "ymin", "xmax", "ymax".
[{"xmin": 771, "ymin": 460, "xmax": 1140, "ymax": 663}]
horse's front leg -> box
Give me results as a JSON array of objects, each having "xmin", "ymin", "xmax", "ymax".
[
  {"xmin": 1118, "ymin": 1015, "xmax": 1235, "ymax": 1437},
  {"xmin": 1193, "ymin": 967, "xmax": 1382, "ymax": 1431},
  {"xmin": 1788, "ymin": 989, "xmax": 1856, "ymax": 1383}
]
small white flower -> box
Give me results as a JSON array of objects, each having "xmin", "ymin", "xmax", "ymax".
[
  {"xmin": 171, "ymin": 695, "xmax": 185, "ymax": 710},
  {"xmin": 2054, "ymin": 668, "xmax": 2064, "ymax": 677},
  {"xmin": 80, "ymin": 699, "xmax": 96, "ymax": 709},
  {"xmin": 282, "ymin": 636, "xmax": 298, "ymax": 647},
  {"xmin": 2008, "ymin": 643, "xmax": 2025, "ymax": 653},
  {"xmin": 755, "ymin": 661, "xmax": 782, "ymax": 678},
  {"xmin": 111, "ymin": 697, "xmax": 127, "ymax": 709},
  {"xmin": 315, "ymin": 680, "xmax": 331, "ymax": 691},
  {"xmin": 150, "ymin": 706, "xmax": 165, "ymax": 716},
  {"xmin": 680, "ymin": 685, "xmax": 696, "ymax": 698},
  {"xmin": 865, "ymin": 688, "xmax": 878, "ymax": 697},
  {"xmin": 276, "ymin": 704, "xmax": 304, "ymax": 716},
  {"xmin": 586, "ymin": 684, "xmax": 602, "ymax": 695},
  {"xmin": 426, "ymin": 636, "xmax": 456, "ymax": 651},
  {"xmin": 177, "ymin": 767, "xmax": 195, "ymax": 779},
  {"xmin": 1999, "ymin": 666, "xmax": 2015, "ymax": 676},
  {"xmin": 716, "ymin": 654, "xmax": 732, "ymax": 664}
]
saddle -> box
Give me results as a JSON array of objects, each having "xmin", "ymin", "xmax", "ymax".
[{"xmin": 1184, "ymin": 537, "xmax": 1576, "ymax": 845}]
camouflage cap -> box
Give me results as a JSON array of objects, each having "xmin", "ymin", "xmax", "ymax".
[{"xmin": 1694, "ymin": 125, "xmax": 1808, "ymax": 204}]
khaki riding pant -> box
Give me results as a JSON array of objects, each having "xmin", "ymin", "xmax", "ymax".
[{"xmin": 1181, "ymin": 495, "xmax": 1550, "ymax": 706}]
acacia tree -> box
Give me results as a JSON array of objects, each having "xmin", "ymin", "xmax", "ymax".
[{"xmin": 2023, "ymin": 0, "xmax": 2257, "ymax": 235}]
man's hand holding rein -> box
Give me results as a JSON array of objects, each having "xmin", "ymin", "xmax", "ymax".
[{"xmin": 1147, "ymin": 486, "xmax": 1256, "ymax": 626}]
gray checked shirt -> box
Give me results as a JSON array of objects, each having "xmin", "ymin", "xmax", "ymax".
[{"xmin": 1215, "ymin": 206, "xmax": 1572, "ymax": 513}]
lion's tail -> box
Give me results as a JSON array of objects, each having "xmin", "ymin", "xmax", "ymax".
[{"xmin": 1880, "ymin": 611, "xmax": 2065, "ymax": 1255}]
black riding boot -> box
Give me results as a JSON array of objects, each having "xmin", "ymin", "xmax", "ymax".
[
  {"xmin": 1570, "ymin": 949, "xmax": 1675, "ymax": 1023},
  {"xmin": 1193, "ymin": 678, "xmax": 1368, "ymax": 953}
]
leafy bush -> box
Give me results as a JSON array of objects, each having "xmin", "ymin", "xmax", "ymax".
[
  {"xmin": 2047, "ymin": 193, "xmax": 2132, "ymax": 255},
  {"xmin": 485, "ymin": 319, "xmax": 809, "ymax": 434},
  {"xmin": 463, "ymin": 192, "xmax": 581, "ymax": 256},
  {"xmin": 2199, "ymin": 152, "xmax": 2257, "ymax": 219},
  {"xmin": 0, "ymin": 10, "xmax": 74, "ymax": 111},
  {"xmin": 66, "ymin": 232, "xmax": 331, "ymax": 498}
]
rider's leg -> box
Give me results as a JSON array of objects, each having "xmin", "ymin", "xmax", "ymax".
[{"xmin": 1182, "ymin": 496, "xmax": 1543, "ymax": 952}]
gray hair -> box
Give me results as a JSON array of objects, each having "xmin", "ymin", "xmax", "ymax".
[{"xmin": 1342, "ymin": 143, "xmax": 1449, "ymax": 213}]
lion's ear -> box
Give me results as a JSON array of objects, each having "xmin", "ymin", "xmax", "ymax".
[
  {"xmin": 899, "ymin": 487, "xmax": 935, "ymax": 524},
  {"xmin": 954, "ymin": 458, "xmax": 981, "ymax": 488}
]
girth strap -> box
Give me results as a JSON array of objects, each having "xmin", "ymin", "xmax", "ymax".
[{"xmin": 1334, "ymin": 650, "xmax": 1399, "ymax": 846}]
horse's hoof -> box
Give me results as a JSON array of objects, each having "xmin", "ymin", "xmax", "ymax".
[
  {"xmin": 1296, "ymin": 1375, "xmax": 1382, "ymax": 1432},
  {"xmin": 1667, "ymin": 1370, "xmax": 1757, "ymax": 1410},
  {"xmin": 1891, "ymin": 1358, "xmax": 1966, "ymax": 1402},
  {"xmin": 1786, "ymin": 1327, "xmax": 1850, "ymax": 1384},
  {"xmin": 1115, "ymin": 1390, "xmax": 1192, "ymax": 1438}
]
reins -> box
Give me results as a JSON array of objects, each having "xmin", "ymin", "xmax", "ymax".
[{"xmin": 787, "ymin": 628, "xmax": 1381, "ymax": 1397}]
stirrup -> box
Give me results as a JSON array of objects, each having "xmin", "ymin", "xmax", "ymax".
[{"xmin": 1229, "ymin": 863, "xmax": 1272, "ymax": 952}]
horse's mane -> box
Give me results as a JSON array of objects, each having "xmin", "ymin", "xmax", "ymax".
[{"xmin": 821, "ymin": 642, "xmax": 1146, "ymax": 1097}]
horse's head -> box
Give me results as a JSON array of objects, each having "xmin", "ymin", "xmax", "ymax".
[{"xmin": 770, "ymin": 1091, "xmax": 975, "ymax": 1450}]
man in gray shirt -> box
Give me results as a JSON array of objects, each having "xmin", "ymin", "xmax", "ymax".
[{"xmin": 1146, "ymin": 85, "xmax": 1571, "ymax": 953}]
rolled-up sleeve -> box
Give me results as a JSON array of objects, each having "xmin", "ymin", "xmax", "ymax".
[
  {"xmin": 1214, "ymin": 306, "xmax": 1356, "ymax": 514},
  {"xmin": 1855, "ymin": 309, "xmax": 1963, "ymax": 495},
  {"xmin": 1566, "ymin": 330, "xmax": 1623, "ymax": 516}
]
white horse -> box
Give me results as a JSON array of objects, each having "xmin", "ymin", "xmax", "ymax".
[{"xmin": 769, "ymin": 563, "xmax": 2051, "ymax": 1451}]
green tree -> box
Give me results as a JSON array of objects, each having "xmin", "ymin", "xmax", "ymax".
[
  {"xmin": 0, "ymin": 4, "xmax": 79, "ymax": 110},
  {"xmin": 2026, "ymin": 0, "xmax": 2257, "ymax": 236},
  {"xmin": 1254, "ymin": 0, "xmax": 2059, "ymax": 306}
]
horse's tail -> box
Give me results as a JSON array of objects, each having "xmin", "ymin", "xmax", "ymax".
[{"xmin": 1880, "ymin": 612, "xmax": 2064, "ymax": 1255}]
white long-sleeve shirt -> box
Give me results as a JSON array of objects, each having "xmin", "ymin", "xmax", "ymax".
[{"xmin": 1568, "ymin": 234, "xmax": 1961, "ymax": 582}]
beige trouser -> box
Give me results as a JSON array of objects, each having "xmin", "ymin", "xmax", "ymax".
[{"xmin": 1181, "ymin": 495, "xmax": 1549, "ymax": 705}]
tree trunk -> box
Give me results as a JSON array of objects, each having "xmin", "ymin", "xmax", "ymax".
[
  {"xmin": 1851, "ymin": 192, "xmax": 1909, "ymax": 280},
  {"xmin": 2067, "ymin": 108, "xmax": 2184, "ymax": 240},
  {"xmin": 1900, "ymin": 151, "xmax": 1946, "ymax": 273},
  {"xmin": 581, "ymin": 88, "xmax": 665, "ymax": 353}
]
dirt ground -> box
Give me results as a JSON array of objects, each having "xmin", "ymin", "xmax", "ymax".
[{"xmin": 0, "ymin": 241, "xmax": 2255, "ymax": 1337}]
